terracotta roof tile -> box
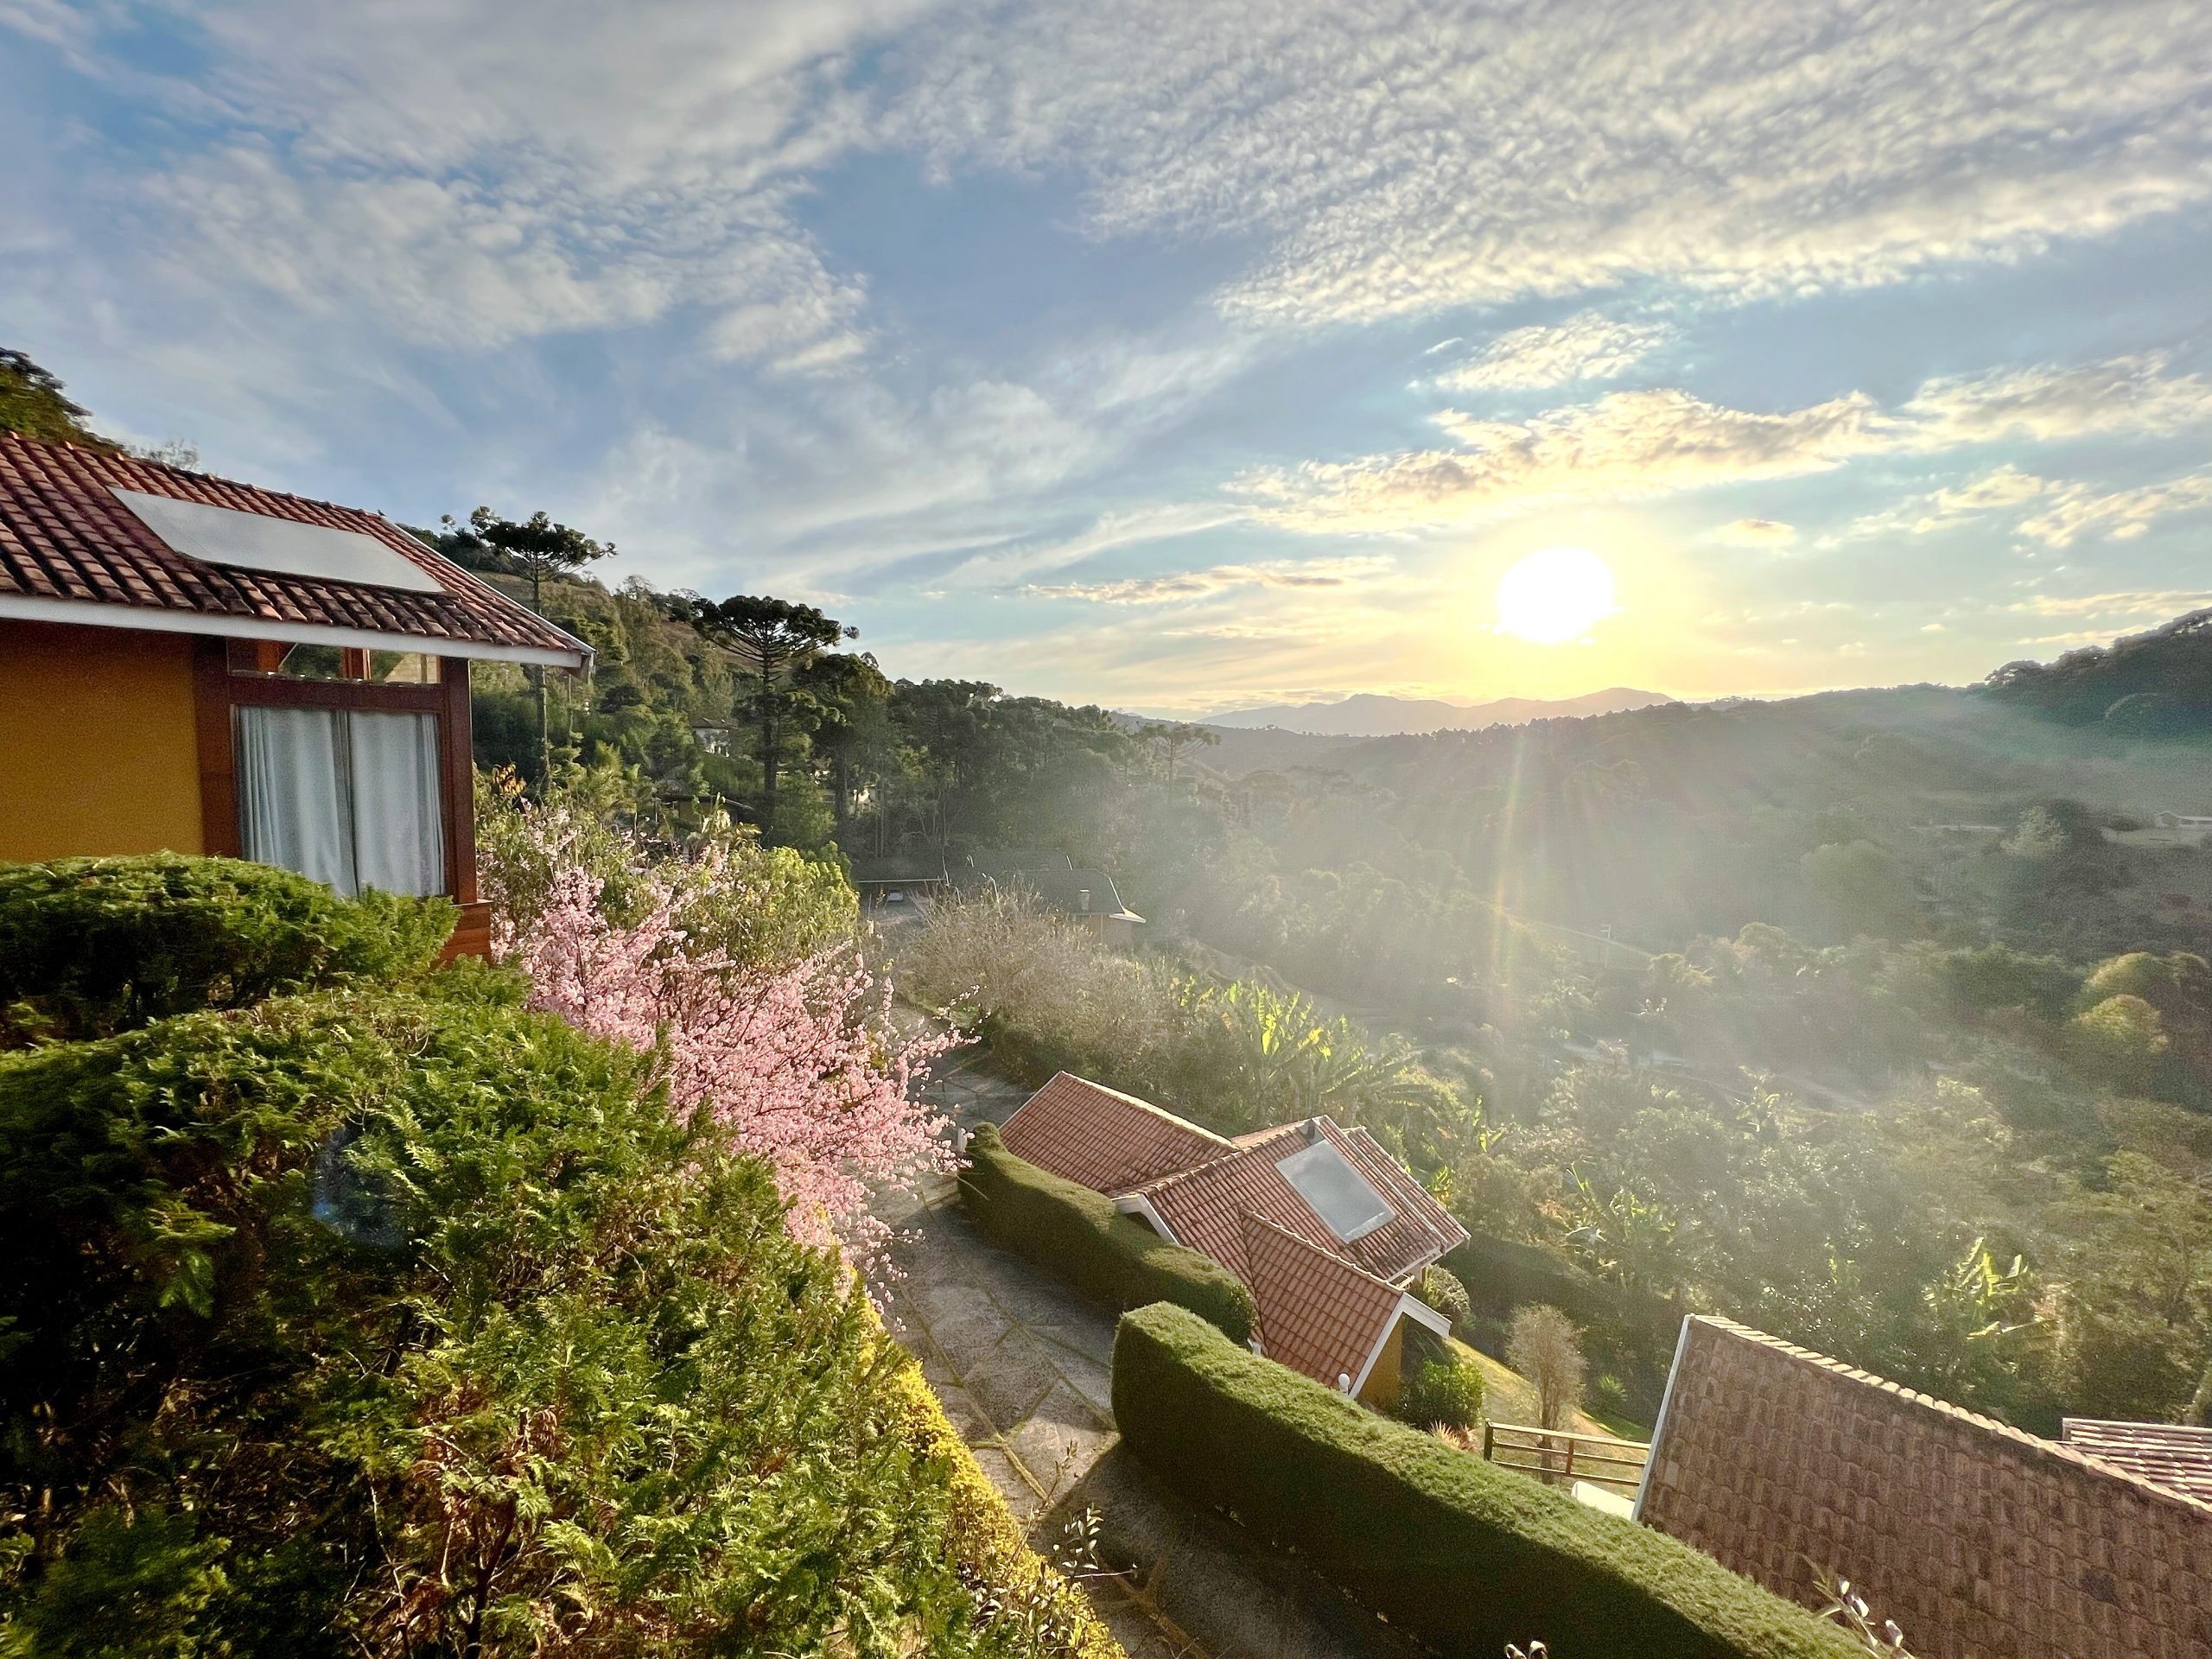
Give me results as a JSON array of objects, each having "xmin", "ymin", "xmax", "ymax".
[
  {"xmin": 2063, "ymin": 1418, "xmax": 2212, "ymax": 1506},
  {"xmin": 0, "ymin": 434, "xmax": 586, "ymax": 661},
  {"xmin": 1130, "ymin": 1117, "xmax": 1465, "ymax": 1287},
  {"xmin": 1236, "ymin": 1211, "xmax": 1407, "ymax": 1389},
  {"xmin": 1639, "ymin": 1317, "xmax": 2212, "ymax": 1658},
  {"xmin": 998, "ymin": 1072, "xmax": 1234, "ymax": 1193}
]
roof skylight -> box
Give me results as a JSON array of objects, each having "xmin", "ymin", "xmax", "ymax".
[
  {"xmin": 1275, "ymin": 1138, "xmax": 1395, "ymax": 1243},
  {"xmin": 114, "ymin": 488, "xmax": 445, "ymax": 594}
]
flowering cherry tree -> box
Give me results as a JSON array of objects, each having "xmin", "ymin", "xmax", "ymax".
[{"xmin": 486, "ymin": 802, "xmax": 956, "ymax": 1264}]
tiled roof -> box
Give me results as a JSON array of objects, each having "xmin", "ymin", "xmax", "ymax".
[
  {"xmin": 0, "ymin": 434, "xmax": 588, "ymax": 664},
  {"xmin": 1236, "ymin": 1211, "xmax": 1406, "ymax": 1389},
  {"xmin": 1130, "ymin": 1117, "xmax": 1465, "ymax": 1287},
  {"xmin": 998, "ymin": 1072, "xmax": 1235, "ymax": 1193},
  {"xmin": 1639, "ymin": 1317, "xmax": 2212, "ymax": 1659},
  {"xmin": 2063, "ymin": 1417, "xmax": 2212, "ymax": 1505}
]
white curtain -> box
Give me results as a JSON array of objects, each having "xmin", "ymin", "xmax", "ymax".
[
  {"xmin": 235, "ymin": 706, "xmax": 445, "ymax": 898},
  {"xmin": 347, "ymin": 711, "xmax": 445, "ymax": 897},
  {"xmin": 237, "ymin": 707, "xmax": 354, "ymax": 894}
]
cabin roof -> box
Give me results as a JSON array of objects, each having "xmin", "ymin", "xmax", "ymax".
[{"xmin": 0, "ymin": 434, "xmax": 588, "ymax": 667}]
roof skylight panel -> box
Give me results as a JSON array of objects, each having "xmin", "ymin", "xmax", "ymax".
[
  {"xmin": 1275, "ymin": 1138, "xmax": 1395, "ymax": 1243},
  {"xmin": 113, "ymin": 489, "xmax": 445, "ymax": 594}
]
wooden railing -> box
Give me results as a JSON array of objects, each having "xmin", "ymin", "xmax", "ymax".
[{"xmin": 1481, "ymin": 1421, "xmax": 1650, "ymax": 1494}]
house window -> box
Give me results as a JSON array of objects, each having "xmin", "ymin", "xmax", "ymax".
[
  {"xmin": 227, "ymin": 639, "xmax": 442, "ymax": 683},
  {"xmin": 234, "ymin": 706, "xmax": 445, "ymax": 897}
]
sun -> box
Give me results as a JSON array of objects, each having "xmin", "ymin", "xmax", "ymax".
[{"xmin": 1495, "ymin": 546, "xmax": 1616, "ymax": 644}]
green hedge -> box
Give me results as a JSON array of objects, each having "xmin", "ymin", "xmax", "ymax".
[
  {"xmin": 1112, "ymin": 1303, "xmax": 1860, "ymax": 1659},
  {"xmin": 959, "ymin": 1123, "xmax": 1256, "ymax": 1344},
  {"xmin": 0, "ymin": 854, "xmax": 454, "ymax": 1046},
  {"xmin": 0, "ymin": 987, "xmax": 997, "ymax": 1654}
]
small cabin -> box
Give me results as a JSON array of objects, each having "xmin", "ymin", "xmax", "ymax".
[{"xmin": 0, "ymin": 435, "xmax": 590, "ymax": 957}]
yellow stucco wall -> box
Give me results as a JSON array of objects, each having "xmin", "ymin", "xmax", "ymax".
[
  {"xmin": 0, "ymin": 619, "xmax": 205, "ymax": 862},
  {"xmin": 1357, "ymin": 1315, "xmax": 1408, "ymax": 1410}
]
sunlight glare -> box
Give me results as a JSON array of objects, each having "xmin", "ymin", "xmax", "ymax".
[{"xmin": 1495, "ymin": 546, "xmax": 1616, "ymax": 645}]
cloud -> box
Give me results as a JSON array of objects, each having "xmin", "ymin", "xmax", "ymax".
[
  {"xmin": 1712, "ymin": 517, "xmax": 1797, "ymax": 548},
  {"xmin": 1247, "ymin": 352, "xmax": 2212, "ymax": 534},
  {"xmin": 2010, "ymin": 588, "xmax": 2212, "ymax": 620},
  {"xmin": 2018, "ymin": 468, "xmax": 2212, "ymax": 547},
  {"xmin": 1844, "ymin": 464, "xmax": 2052, "ymax": 537},
  {"xmin": 1435, "ymin": 313, "xmax": 1674, "ymax": 391},
  {"xmin": 1028, "ymin": 555, "xmax": 1393, "ymax": 603},
  {"xmin": 39, "ymin": 0, "xmax": 918, "ymax": 369},
  {"xmin": 1240, "ymin": 387, "xmax": 1897, "ymax": 531},
  {"xmin": 1903, "ymin": 353, "xmax": 2212, "ymax": 444},
  {"xmin": 887, "ymin": 0, "xmax": 2212, "ymax": 326}
]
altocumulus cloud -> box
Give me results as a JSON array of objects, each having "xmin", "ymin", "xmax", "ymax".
[
  {"xmin": 886, "ymin": 0, "xmax": 2212, "ymax": 324},
  {"xmin": 1434, "ymin": 314, "xmax": 1675, "ymax": 392}
]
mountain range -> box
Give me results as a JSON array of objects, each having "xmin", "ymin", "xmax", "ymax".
[{"xmin": 1196, "ymin": 687, "xmax": 1673, "ymax": 737}]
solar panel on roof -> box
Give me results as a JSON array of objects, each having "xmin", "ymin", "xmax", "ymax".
[
  {"xmin": 113, "ymin": 488, "xmax": 445, "ymax": 594},
  {"xmin": 1275, "ymin": 1138, "xmax": 1395, "ymax": 1243}
]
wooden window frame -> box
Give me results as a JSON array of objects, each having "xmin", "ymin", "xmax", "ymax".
[{"xmin": 193, "ymin": 638, "xmax": 488, "ymax": 957}]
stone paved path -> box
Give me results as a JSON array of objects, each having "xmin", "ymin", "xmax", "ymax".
[{"xmin": 875, "ymin": 1052, "xmax": 1429, "ymax": 1659}]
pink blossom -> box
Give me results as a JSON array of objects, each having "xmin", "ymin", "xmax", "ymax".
[{"xmin": 487, "ymin": 817, "xmax": 956, "ymax": 1266}]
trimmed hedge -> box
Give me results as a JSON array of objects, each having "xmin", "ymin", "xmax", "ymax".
[
  {"xmin": 0, "ymin": 854, "xmax": 454, "ymax": 1046},
  {"xmin": 959, "ymin": 1123, "xmax": 1257, "ymax": 1344},
  {"xmin": 882, "ymin": 1353, "xmax": 1125, "ymax": 1659},
  {"xmin": 1112, "ymin": 1303, "xmax": 1860, "ymax": 1659}
]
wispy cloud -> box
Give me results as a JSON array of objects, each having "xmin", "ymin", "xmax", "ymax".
[
  {"xmin": 1712, "ymin": 517, "xmax": 1798, "ymax": 548},
  {"xmin": 2018, "ymin": 469, "xmax": 2212, "ymax": 547},
  {"xmin": 1239, "ymin": 387, "xmax": 1896, "ymax": 531},
  {"xmin": 1243, "ymin": 353, "xmax": 2212, "ymax": 534},
  {"xmin": 1433, "ymin": 313, "xmax": 1674, "ymax": 391},
  {"xmin": 1028, "ymin": 554, "xmax": 1392, "ymax": 603}
]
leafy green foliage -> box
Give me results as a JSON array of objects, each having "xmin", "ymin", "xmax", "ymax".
[
  {"xmin": 0, "ymin": 349, "xmax": 114, "ymax": 449},
  {"xmin": 1396, "ymin": 1356, "xmax": 1484, "ymax": 1432},
  {"xmin": 959, "ymin": 1125, "xmax": 1256, "ymax": 1344},
  {"xmin": 1111, "ymin": 1303, "xmax": 1859, "ymax": 1659},
  {"xmin": 1420, "ymin": 1264, "xmax": 1471, "ymax": 1328},
  {"xmin": 1981, "ymin": 609, "xmax": 2212, "ymax": 728},
  {"xmin": 0, "ymin": 855, "xmax": 453, "ymax": 1046},
  {"xmin": 475, "ymin": 762, "xmax": 856, "ymax": 969},
  {"xmin": 0, "ymin": 983, "xmax": 1019, "ymax": 1655}
]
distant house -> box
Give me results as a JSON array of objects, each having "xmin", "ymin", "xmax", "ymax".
[
  {"xmin": 997, "ymin": 1073, "xmax": 1468, "ymax": 1408},
  {"xmin": 968, "ymin": 849, "xmax": 1146, "ymax": 946},
  {"xmin": 0, "ymin": 435, "xmax": 590, "ymax": 957},
  {"xmin": 848, "ymin": 852, "xmax": 951, "ymax": 907},
  {"xmin": 1636, "ymin": 1316, "xmax": 2212, "ymax": 1657},
  {"xmin": 2155, "ymin": 811, "xmax": 2212, "ymax": 830}
]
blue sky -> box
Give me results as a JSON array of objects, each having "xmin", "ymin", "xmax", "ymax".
[{"xmin": 4, "ymin": 0, "xmax": 2209, "ymax": 713}]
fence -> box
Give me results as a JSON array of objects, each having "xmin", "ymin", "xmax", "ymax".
[{"xmin": 1482, "ymin": 1421, "xmax": 1650, "ymax": 1494}]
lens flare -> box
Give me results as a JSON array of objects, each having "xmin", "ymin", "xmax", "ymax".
[{"xmin": 1495, "ymin": 546, "xmax": 1616, "ymax": 644}]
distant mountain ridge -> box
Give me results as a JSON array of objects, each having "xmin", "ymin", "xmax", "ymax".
[{"xmin": 1199, "ymin": 686, "xmax": 1672, "ymax": 736}]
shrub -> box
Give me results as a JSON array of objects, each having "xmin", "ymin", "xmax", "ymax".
[
  {"xmin": 487, "ymin": 808, "xmax": 952, "ymax": 1261},
  {"xmin": 1111, "ymin": 1303, "xmax": 1859, "ymax": 1659},
  {"xmin": 1421, "ymin": 1264, "xmax": 1471, "ymax": 1328},
  {"xmin": 960, "ymin": 1124, "xmax": 1256, "ymax": 1344},
  {"xmin": 0, "ymin": 854, "xmax": 453, "ymax": 1046},
  {"xmin": 1398, "ymin": 1356, "xmax": 1484, "ymax": 1432},
  {"xmin": 1507, "ymin": 1305, "xmax": 1587, "ymax": 1430},
  {"xmin": 0, "ymin": 988, "xmax": 1000, "ymax": 1656}
]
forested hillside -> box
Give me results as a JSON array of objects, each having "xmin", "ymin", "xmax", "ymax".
[{"xmin": 461, "ymin": 550, "xmax": 2212, "ymax": 1436}]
